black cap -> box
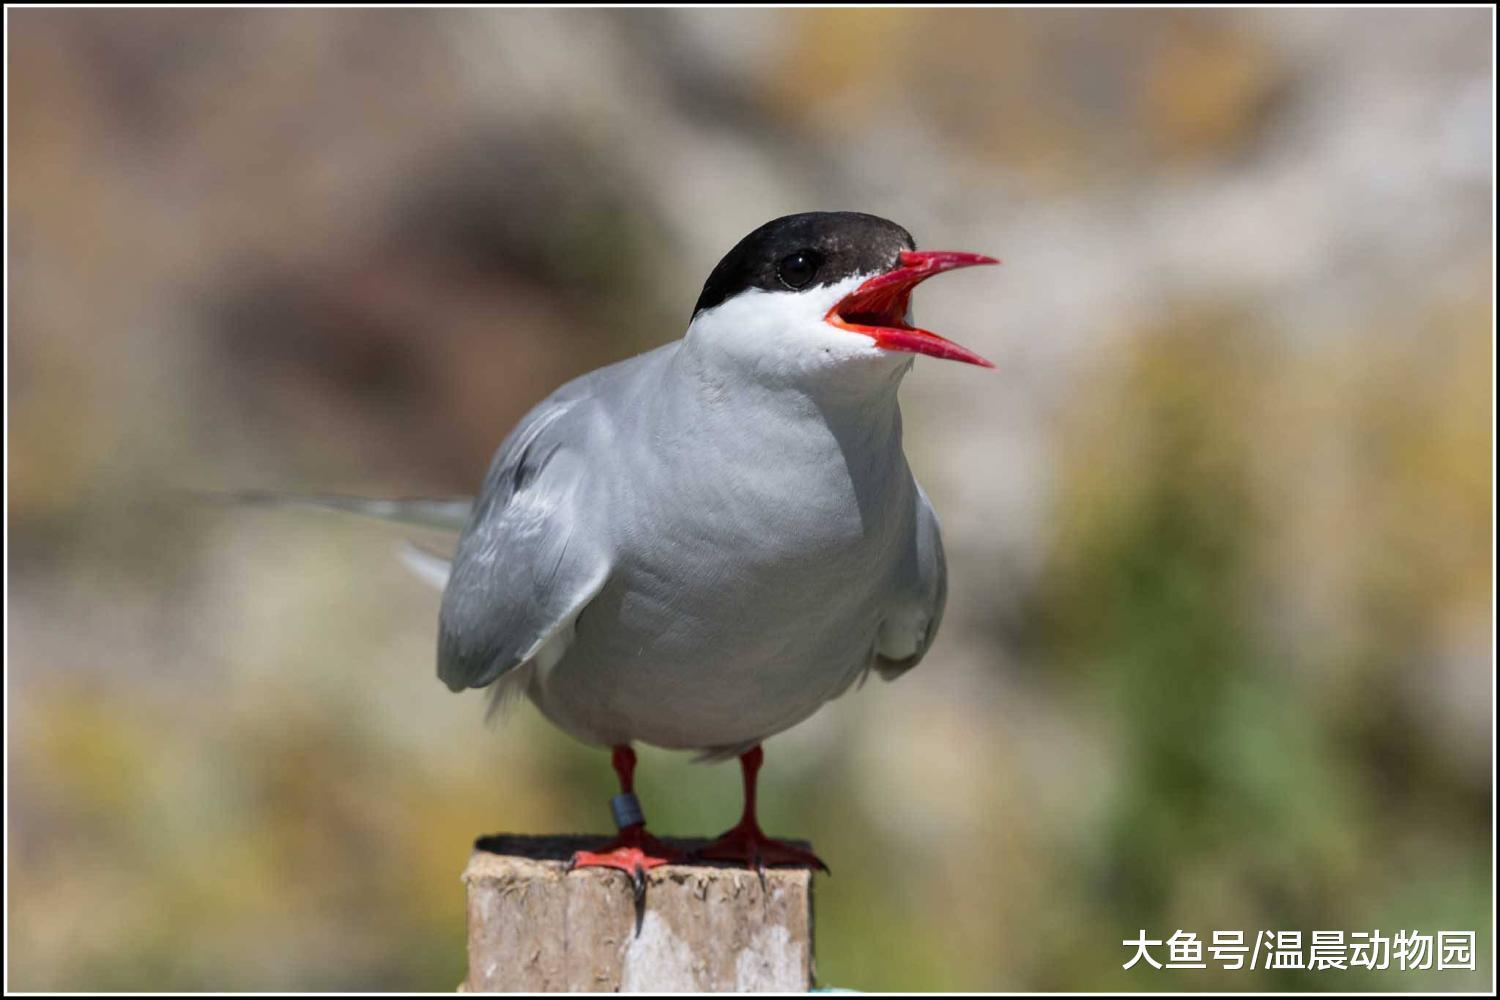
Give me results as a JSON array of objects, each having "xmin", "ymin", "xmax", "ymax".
[{"xmin": 692, "ymin": 212, "xmax": 916, "ymax": 317}]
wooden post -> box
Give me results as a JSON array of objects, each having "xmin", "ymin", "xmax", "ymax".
[{"xmin": 461, "ymin": 834, "xmax": 815, "ymax": 992}]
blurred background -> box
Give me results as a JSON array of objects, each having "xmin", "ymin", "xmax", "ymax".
[{"xmin": 7, "ymin": 7, "xmax": 1492, "ymax": 992}]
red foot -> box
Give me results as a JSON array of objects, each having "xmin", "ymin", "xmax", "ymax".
[
  {"xmin": 697, "ymin": 821, "xmax": 829, "ymax": 873},
  {"xmin": 568, "ymin": 825, "xmax": 684, "ymax": 895}
]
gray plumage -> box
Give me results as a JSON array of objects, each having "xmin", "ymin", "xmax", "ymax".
[
  {"xmin": 223, "ymin": 490, "xmax": 473, "ymax": 532},
  {"xmin": 439, "ymin": 286, "xmax": 948, "ymax": 757},
  {"xmin": 241, "ymin": 213, "xmax": 991, "ymax": 762}
]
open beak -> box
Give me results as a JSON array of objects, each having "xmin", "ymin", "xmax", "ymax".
[{"xmin": 825, "ymin": 250, "xmax": 998, "ymax": 368}]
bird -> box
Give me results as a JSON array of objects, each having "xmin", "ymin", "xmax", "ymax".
[{"xmin": 246, "ymin": 212, "xmax": 998, "ymax": 890}]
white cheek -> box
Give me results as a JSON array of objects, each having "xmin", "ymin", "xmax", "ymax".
[{"xmin": 686, "ymin": 275, "xmax": 886, "ymax": 376}]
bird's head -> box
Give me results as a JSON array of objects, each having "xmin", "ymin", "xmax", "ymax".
[{"xmin": 686, "ymin": 212, "xmax": 996, "ymax": 381}]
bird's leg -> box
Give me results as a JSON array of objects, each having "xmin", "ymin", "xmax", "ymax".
[
  {"xmin": 567, "ymin": 745, "xmax": 684, "ymax": 895},
  {"xmin": 696, "ymin": 745, "xmax": 829, "ymax": 874}
]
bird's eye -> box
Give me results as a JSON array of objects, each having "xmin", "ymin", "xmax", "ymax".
[{"xmin": 776, "ymin": 250, "xmax": 822, "ymax": 290}]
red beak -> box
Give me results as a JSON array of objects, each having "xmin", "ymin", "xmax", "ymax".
[{"xmin": 825, "ymin": 250, "xmax": 998, "ymax": 368}]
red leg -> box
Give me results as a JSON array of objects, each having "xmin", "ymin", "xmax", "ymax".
[
  {"xmin": 568, "ymin": 745, "xmax": 684, "ymax": 893},
  {"xmin": 696, "ymin": 745, "xmax": 828, "ymax": 873}
]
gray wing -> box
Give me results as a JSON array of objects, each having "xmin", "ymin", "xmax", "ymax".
[
  {"xmin": 874, "ymin": 482, "xmax": 948, "ymax": 681},
  {"xmin": 437, "ymin": 389, "xmax": 613, "ymax": 693}
]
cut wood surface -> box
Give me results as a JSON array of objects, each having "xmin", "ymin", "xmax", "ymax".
[{"xmin": 461, "ymin": 834, "xmax": 815, "ymax": 992}]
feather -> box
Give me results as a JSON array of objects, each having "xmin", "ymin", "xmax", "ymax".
[
  {"xmin": 208, "ymin": 490, "xmax": 473, "ymax": 533},
  {"xmin": 398, "ymin": 542, "xmax": 453, "ymax": 589}
]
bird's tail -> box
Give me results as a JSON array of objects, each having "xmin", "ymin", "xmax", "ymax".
[
  {"xmin": 203, "ymin": 490, "xmax": 470, "ymax": 589},
  {"xmin": 397, "ymin": 541, "xmax": 456, "ymax": 590},
  {"xmin": 210, "ymin": 490, "xmax": 473, "ymax": 533}
]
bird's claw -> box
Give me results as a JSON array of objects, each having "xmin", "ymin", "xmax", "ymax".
[
  {"xmin": 565, "ymin": 825, "xmax": 682, "ymax": 892},
  {"xmin": 631, "ymin": 864, "xmax": 646, "ymax": 902},
  {"xmin": 567, "ymin": 843, "xmax": 678, "ymax": 879},
  {"xmin": 695, "ymin": 822, "xmax": 828, "ymax": 875}
]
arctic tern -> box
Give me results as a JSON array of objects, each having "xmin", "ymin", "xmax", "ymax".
[{"xmin": 253, "ymin": 212, "xmax": 998, "ymax": 887}]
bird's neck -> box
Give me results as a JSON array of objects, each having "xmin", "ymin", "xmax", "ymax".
[
  {"xmin": 676, "ymin": 311, "xmax": 912, "ymax": 422},
  {"xmin": 673, "ymin": 331, "xmax": 909, "ymax": 443},
  {"xmin": 658, "ymin": 333, "xmax": 912, "ymax": 530}
]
